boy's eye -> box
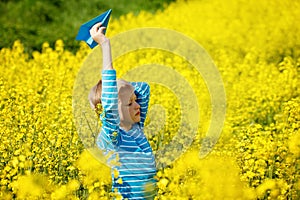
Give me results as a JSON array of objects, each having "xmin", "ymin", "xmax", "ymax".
[{"xmin": 127, "ymin": 102, "xmax": 132, "ymax": 106}]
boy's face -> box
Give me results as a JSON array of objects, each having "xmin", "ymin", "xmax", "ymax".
[{"xmin": 118, "ymin": 87, "xmax": 141, "ymax": 125}]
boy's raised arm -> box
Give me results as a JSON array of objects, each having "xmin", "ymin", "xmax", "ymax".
[
  {"xmin": 89, "ymin": 22, "xmax": 113, "ymax": 70},
  {"xmin": 90, "ymin": 23, "xmax": 120, "ymax": 147}
]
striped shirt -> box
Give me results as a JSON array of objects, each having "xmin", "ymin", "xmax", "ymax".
[{"xmin": 97, "ymin": 70, "xmax": 157, "ymax": 199}]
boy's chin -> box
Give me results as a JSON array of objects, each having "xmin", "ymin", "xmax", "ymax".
[{"xmin": 133, "ymin": 116, "xmax": 141, "ymax": 123}]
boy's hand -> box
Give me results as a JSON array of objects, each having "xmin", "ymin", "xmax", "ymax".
[{"xmin": 89, "ymin": 22, "xmax": 107, "ymax": 45}]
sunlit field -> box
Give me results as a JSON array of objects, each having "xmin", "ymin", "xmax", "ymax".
[{"xmin": 0, "ymin": 0, "xmax": 299, "ymax": 199}]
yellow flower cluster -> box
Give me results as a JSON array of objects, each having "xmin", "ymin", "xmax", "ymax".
[{"xmin": 1, "ymin": 0, "xmax": 299, "ymax": 199}]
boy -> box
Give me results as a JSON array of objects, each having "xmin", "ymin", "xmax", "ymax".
[{"xmin": 88, "ymin": 23, "xmax": 157, "ymax": 199}]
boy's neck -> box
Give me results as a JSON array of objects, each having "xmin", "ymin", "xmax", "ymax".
[{"xmin": 120, "ymin": 122, "xmax": 133, "ymax": 131}]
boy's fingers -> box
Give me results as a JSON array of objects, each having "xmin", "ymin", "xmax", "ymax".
[
  {"xmin": 90, "ymin": 23, "xmax": 106, "ymax": 34},
  {"xmin": 90, "ymin": 22, "xmax": 102, "ymax": 33},
  {"xmin": 98, "ymin": 26, "xmax": 106, "ymax": 33},
  {"xmin": 94, "ymin": 22, "xmax": 102, "ymax": 29}
]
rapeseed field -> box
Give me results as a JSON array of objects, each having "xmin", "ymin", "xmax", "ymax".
[{"xmin": 0, "ymin": 0, "xmax": 299, "ymax": 199}]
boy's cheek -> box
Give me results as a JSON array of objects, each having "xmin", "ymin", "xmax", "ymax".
[
  {"xmin": 118, "ymin": 106, "xmax": 123, "ymax": 120},
  {"xmin": 119, "ymin": 106, "xmax": 130, "ymax": 121}
]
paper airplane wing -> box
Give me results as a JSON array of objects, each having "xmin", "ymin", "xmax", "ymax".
[{"xmin": 76, "ymin": 9, "xmax": 112, "ymax": 48}]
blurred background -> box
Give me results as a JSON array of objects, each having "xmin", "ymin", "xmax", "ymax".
[{"xmin": 0, "ymin": 0, "xmax": 175, "ymax": 53}]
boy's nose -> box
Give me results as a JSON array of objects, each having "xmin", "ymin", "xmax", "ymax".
[{"xmin": 135, "ymin": 102, "xmax": 140, "ymax": 109}]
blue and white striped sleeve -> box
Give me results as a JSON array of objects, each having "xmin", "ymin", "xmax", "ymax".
[
  {"xmin": 97, "ymin": 70, "xmax": 121, "ymax": 149},
  {"xmin": 130, "ymin": 82, "xmax": 150, "ymax": 128}
]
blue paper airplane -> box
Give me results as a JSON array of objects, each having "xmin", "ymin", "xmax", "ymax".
[{"xmin": 76, "ymin": 9, "xmax": 112, "ymax": 48}]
